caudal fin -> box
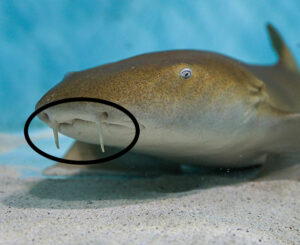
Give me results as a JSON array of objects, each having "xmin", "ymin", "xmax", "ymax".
[{"xmin": 266, "ymin": 23, "xmax": 299, "ymax": 72}]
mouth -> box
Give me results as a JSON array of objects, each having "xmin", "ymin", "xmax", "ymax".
[{"xmin": 38, "ymin": 110, "xmax": 139, "ymax": 152}]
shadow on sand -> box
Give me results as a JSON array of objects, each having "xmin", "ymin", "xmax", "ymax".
[
  {"xmin": 3, "ymin": 152, "xmax": 299, "ymax": 209},
  {"xmin": 3, "ymin": 165, "xmax": 261, "ymax": 209}
]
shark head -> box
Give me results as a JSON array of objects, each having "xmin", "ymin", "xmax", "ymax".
[{"xmin": 36, "ymin": 50, "xmax": 269, "ymax": 162}]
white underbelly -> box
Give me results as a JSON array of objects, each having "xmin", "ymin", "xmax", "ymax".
[{"xmin": 58, "ymin": 119, "xmax": 266, "ymax": 168}]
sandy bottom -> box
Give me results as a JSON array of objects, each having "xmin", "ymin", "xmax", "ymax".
[
  {"xmin": 0, "ymin": 133, "xmax": 25, "ymax": 154},
  {"xmin": 0, "ymin": 131, "xmax": 299, "ymax": 244},
  {"xmin": 0, "ymin": 164, "xmax": 299, "ymax": 245}
]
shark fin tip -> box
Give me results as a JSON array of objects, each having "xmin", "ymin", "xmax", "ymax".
[{"xmin": 266, "ymin": 23, "xmax": 299, "ymax": 72}]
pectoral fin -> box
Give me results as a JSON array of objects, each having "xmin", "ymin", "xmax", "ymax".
[
  {"xmin": 43, "ymin": 141, "xmax": 103, "ymax": 176},
  {"xmin": 269, "ymin": 113, "xmax": 300, "ymax": 153},
  {"xmin": 43, "ymin": 141, "xmax": 182, "ymax": 176},
  {"xmin": 256, "ymin": 153, "xmax": 300, "ymax": 181},
  {"xmin": 259, "ymin": 102, "xmax": 300, "ymax": 153}
]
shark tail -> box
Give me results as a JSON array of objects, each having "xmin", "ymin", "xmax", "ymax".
[{"xmin": 266, "ymin": 23, "xmax": 299, "ymax": 72}]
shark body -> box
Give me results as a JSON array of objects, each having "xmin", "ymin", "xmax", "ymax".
[{"xmin": 36, "ymin": 24, "xmax": 300, "ymax": 175}]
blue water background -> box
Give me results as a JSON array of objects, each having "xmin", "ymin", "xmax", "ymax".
[
  {"xmin": 0, "ymin": 0, "xmax": 299, "ymax": 132},
  {"xmin": 0, "ymin": 1, "xmax": 299, "ymax": 178}
]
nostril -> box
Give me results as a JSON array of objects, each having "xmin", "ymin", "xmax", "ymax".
[
  {"xmin": 38, "ymin": 112, "xmax": 50, "ymax": 123},
  {"xmin": 102, "ymin": 112, "xmax": 109, "ymax": 119}
]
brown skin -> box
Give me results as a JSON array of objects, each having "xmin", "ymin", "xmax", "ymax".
[
  {"xmin": 36, "ymin": 25, "xmax": 300, "ymax": 174},
  {"xmin": 246, "ymin": 64, "xmax": 300, "ymax": 112},
  {"xmin": 36, "ymin": 50, "xmax": 267, "ymax": 126}
]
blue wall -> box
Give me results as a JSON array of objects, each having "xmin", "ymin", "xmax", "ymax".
[{"xmin": 0, "ymin": 0, "xmax": 299, "ymax": 132}]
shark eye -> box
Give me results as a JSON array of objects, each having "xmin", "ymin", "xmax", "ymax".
[{"xmin": 180, "ymin": 68, "xmax": 192, "ymax": 79}]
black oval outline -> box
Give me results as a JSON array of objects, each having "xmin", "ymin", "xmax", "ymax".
[{"xmin": 24, "ymin": 97, "xmax": 140, "ymax": 165}]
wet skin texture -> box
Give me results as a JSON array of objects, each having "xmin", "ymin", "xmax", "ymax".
[{"xmin": 36, "ymin": 24, "xmax": 300, "ymax": 170}]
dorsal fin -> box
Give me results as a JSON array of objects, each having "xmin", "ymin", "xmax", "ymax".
[{"xmin": 266, "ymin": 23, "xmax": 299, "ymax": 72}]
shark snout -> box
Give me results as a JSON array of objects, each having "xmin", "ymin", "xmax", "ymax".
[
  {"xmin": 38, "ymin": 110, "xmax": 109, "ymax": 128},
  {"xmin": 36, "ymin": 99, "xmax": 139, "ymax": 152}
]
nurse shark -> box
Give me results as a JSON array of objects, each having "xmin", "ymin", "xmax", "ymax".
[{"xmin": 36, "ymin": 24, "xmax": 300, "ymax": 177}]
